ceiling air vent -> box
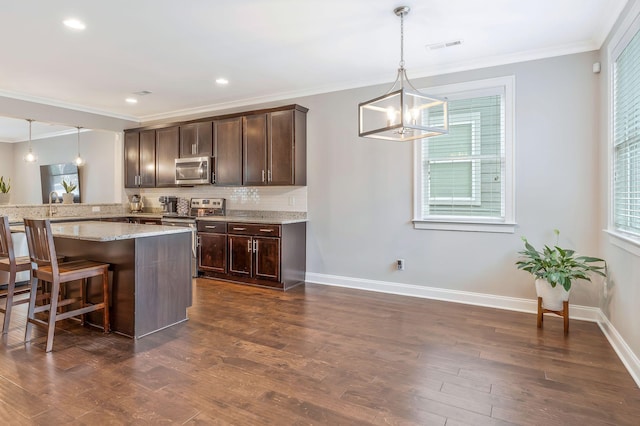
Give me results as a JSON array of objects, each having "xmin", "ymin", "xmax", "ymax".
[
  {"xmin": 133, "ymin": 90, "xmax": 152, "ymax": 96},
  {"xmin": 425, "ymin": 39, "xmax": 463, "ymax": 51}
]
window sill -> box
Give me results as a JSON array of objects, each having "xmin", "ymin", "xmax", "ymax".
[
  {"xmin": 604, "ymin": 229, "xmax": 640, "ymax": 257},
  {"xmin": 413, "ymin": 219, "xmax": 516, "ymax": 233}
]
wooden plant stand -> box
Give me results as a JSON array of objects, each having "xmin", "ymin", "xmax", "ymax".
[{"xmin": 537, "ymin": 297, "xmax": 569, "ymax": 335}]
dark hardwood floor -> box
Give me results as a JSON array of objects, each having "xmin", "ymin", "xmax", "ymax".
[{"xmin": 0, "ymin": 279, "xmax": 639, "ymax": 425}]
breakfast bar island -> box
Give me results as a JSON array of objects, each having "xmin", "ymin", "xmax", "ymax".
[{"xmin": 47, "ymin": 220, "xmax": 193, "ymax": 338}]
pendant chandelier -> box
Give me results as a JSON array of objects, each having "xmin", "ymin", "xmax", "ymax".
[
  {"xmin": 358, "ymin": 6, "xmax": 448, "ymax": 141},
  {"xmin": 23, "ymin": 119, "xmax": 38, "ymax": 163},
  {"xmin": 74, "ymin": 126, "xmax": 84, "ymax": 166}
]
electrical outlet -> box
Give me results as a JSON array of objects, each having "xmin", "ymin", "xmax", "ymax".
[
  {"xmin": 397, "ymin": 259, "xmax": 405, "ymax": 271},
  {"xmin": 288, "ymin": 196, "xmax": 295, "ymax": 206},
  {"xmin": 91, "ymin": 206, "xmax": 100, "ymax": 212}
]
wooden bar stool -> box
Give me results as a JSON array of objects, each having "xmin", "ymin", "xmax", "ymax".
[
  {"xmin": 0, "ymin": 216, "xmax": 33, "ymax": 334},
  {"xmin": 23, "ymin": 218, "xmax": 111, "ymax": 352}
]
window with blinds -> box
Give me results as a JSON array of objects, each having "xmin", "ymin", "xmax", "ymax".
[
  {"xmin": 613, "ymin": 23, "xmax": 640, "ymax": 237},
  {"xmin": 414, "ymin": 77, "xmax": 515, "ymax": 232}
]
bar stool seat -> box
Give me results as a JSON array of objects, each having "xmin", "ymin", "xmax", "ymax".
[
  {"xmin": 23, "ymin": 218, "xmax": 110, "ymax": 352},
  {"xmin": 0, "ymin": 217, "xmax": 33, "ymax": 334}
]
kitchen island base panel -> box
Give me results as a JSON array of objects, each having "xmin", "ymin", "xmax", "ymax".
[{"xmin": 54, "ymin": 232, "xmax": 192, "ymax": 338}]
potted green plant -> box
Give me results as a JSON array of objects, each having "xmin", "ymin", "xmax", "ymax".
[
  {"xmin": 0, "ymin": 176, "xmax": 10, "ymax": 205},
  {"xmin": 61, "ymin": 179, "xmax": 77, "ymax": 204},
  {"xmin": 516, "ymin": 229, "xmax": 606, "ymax": 311}
]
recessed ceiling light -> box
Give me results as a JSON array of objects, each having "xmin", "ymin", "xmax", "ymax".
[
  {"xmin": 125, "ymin": 98, "xmax": 138, "ymax": 104},
  {"xmin": 215, "ymin": 78, "xmax": 229, "ymax": 85},
  {"xmin": 63, "ymin": 18, "xmax": 86, "ymax": 30}
]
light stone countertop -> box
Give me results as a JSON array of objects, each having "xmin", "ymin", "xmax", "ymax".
[
  {"xmin": 196, "ymin": 216, "xmax": 308, "ymax": 225},
  {"xmin": 13, "ymin": 220, "xmax": 191, "ymax": 242}
]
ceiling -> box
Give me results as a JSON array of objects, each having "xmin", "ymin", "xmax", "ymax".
[{"xmin": 0, "ymin": 0, "xmax": 627, "ymax": 141}]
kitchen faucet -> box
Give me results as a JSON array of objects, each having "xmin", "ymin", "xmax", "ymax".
[{"xmin": 49, "ymin": 191, "xmax": 58, "ymax": 217}]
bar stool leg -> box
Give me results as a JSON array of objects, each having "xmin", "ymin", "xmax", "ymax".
[
  {"xmin": 2, "ymin": 270, "xmax": 16, "ymax": 334},
  {"xmin": 45, "ymin": 279, "xmax": 61, "ymax": 353},
  {"xmin": 79, "ymin": 278, "xmax": 86, "ymax": 326},
  {"xmin": 24, "ymin": 275, "xmax": 39, "ymax": 342},
  {"xmin": 102, "ymin": 269, "xmax": 110, "ymax": 333}
]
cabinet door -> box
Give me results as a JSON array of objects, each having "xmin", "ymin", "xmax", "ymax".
[
  {"xmin": 268, "ymin": 110, "xmax": 295, "ymax": 185},
  {"xmin": 124, "ymin": 132, "xmax": 140, "ymax": 188},
  {"xmin": 156, "ymin": 127, "xmax": 179, "ymax": 187},
  {"xmin": 228, "ymin": 235, "xmax": 252, "ymax": 277},
  {"xmin": 199, "ymin": 233, "xmax": 227, "ymax": 273},
  {"xmin": 139, "ymin": 130, "xmax": 156, "ymax": 187},
  {"xmin": 180, "ymin": 122, "xmax": 213, "ymax": 158},
  {"xmin": 243, "ymin": 114, "xmax": 268, "ymax": 186},
  {"xmin": 254, "ymin": 237, "xmax": 280, "ymax": 282},
  {"xmin": 213, "ymin": 117, "xmax": 243, "ymax": 185}
]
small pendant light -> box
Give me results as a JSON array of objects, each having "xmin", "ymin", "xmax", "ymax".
[
  {"xmin": 23, "ymin": 119, "xmax": 38, "ymax": 163},
  {"xmin": 74, "ymin": 126, "xmax": 84, "ymax": 166}
]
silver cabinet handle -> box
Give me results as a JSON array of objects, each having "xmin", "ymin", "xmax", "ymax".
[
  {"xmin": 247, "ymin": 240, "xmax": 252, "ymax": 252},
  {"xmin": 233, "ymin": 227, "xmax": 246, "ymax": 231},
  {"xmin": 261, "ymin": 170, "xmax": 265, "ymax": 182},
  {"xmin": 268, "ymin": 170, "xmax": 272, "ymax": 182},
  {"xmin": 204, "ymin": 225, "xmax": 217, "ymax": 229},
  {"xmin": 192, "ymin": 143, "xmax": 196, "ymax": 155},
  {"xmin": 253, "ymin": 240, "xmax": 257, "ymax": 253},
  {"xmin": 259, "ymin": 229, "xmax": 273, "ymax": 232}
]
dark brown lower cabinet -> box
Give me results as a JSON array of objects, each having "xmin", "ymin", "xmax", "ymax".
[
  {"xmin": 228, "ymin": 235, "xmax": 280, "ymax": 282},
  {"xmin": 200, "ymin": 233, "xmax": 227, "ymax": 274},
  {"xmin": 198, "ymin": 221, "xmax": 227, "ymax": 274},
  {"xmin": 198, "ymin": 221, "xmax": 305, "ymax": 290}
]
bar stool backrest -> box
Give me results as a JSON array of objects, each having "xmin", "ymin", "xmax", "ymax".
[
  {"xmin": 23, "ymin": 219, "xmax": 59, "ymax": 277},
  {"xmin": 0, "ymin": 216, "xmax": 15, "ymax": 264}
]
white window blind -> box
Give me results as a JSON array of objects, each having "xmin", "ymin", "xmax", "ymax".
[
  {"xmin": 613, "ymin": 24, "xmax": 640, "ymax": 236},
  {"xmin": 423, "ymin": 93, "xmax": 504, "ymax": 219}
]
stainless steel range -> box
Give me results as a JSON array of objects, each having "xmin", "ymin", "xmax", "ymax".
[{"xmin": 161, "ymin": 198, "xmax": 226, "ymax": 277}]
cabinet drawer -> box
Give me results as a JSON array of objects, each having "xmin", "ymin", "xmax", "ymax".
[
  {"xmin": 228, "ymin": 223, "xmax": 281, "ymax": 237},
  {"xmin": 197, "ymin": 221, "xmax": 227, "ymax": 233}
]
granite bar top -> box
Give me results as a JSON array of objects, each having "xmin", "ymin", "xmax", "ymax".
[{"xmin": 13, "ymin": 220, "xmax": 191, "ymax": 242}]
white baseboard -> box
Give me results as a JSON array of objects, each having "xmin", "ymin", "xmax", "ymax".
[
  {"xmin": 305, "ymin": 272, "xmax": 640, "ymax": 388},
  {"xmin": 305, "ymin": 272, "xmax": 600, "ymax": 321},
  {"xmin": 597, "ymin": 312, "xmax": 640, "ymax": 388}
]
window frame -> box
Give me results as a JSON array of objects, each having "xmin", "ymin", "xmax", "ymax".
[
  {"xmin": 413, "ymin": 76, "xmax": 516, "ymax": 233},
  {"xmin": 607, "ymin": 1, "xmax": 640, "ymax": 251},
  {"xmin": 426, "ymin": 112, "xmax": 482, "ymax": 207}
]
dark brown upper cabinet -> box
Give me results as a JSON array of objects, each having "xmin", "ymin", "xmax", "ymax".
[
  {"xmin": 124, "ymin": 130, "xmax": 156, "ymax": 188},
  {"xmin": 125, "ymin": 104, "xmax": 307, "ymax": 188},
  {"xmin": 156, "ymin": 126, "xmax": 180, "ymax": 187},
  {"xmin": 242, "ymin": 105, "xmax": 307, "ymax": 186},
  {"xmin": 180, "ymin": 121, "xmax": 212, "ymax": 158},
  {"xmin": 213, "ymin": 117, "xmax": 243, "ymax": 186}
]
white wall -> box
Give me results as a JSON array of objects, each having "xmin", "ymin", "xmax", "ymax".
[
  {"xmin": 288, "ymin": 51, "xmax": 603, "ymax": 307},
  {"xmin": 11, "ymin": 130, "xmax": 122, "ymax": 204},
  {"xmin": 598, "ymin": 0, "xmax": 640, "ymax": 372},
  {"xmin": 0, "ymin": 142, "xmax": 14, "ymax": 189}
]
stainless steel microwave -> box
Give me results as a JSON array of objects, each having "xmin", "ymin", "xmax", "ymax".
[{"xmin": 175, "ymin": 156, "xmax": 212, "ymax": 185}]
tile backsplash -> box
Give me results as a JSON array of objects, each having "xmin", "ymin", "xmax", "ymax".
[{"xmin": 126, "ymin": 186, "xmax": 307, "ymax": 213}]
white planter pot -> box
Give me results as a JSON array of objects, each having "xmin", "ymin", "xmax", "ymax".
[
  {"xmin": 535, "ymin": 278, "xmax": 570, "ymax": 311},
  {"xmin": 62, "ymin": 193, "xmax": 74, "ymax": 204},
  {"xmin": 0, "ymin": 193, "xmax": 9, "ymax": 205}
]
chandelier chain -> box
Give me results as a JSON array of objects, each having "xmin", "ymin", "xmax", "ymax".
[{"xmin": 399, "ymin": 11, "xmax": 405, "ymax": 69}]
